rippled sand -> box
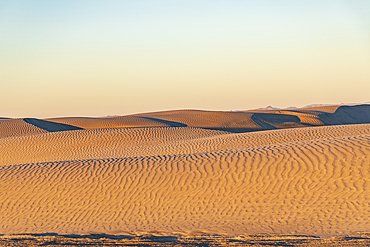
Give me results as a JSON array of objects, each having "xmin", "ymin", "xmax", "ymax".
[{"xmin": 1, "ymin": 104, "xmax": 370, "ymax": 242}]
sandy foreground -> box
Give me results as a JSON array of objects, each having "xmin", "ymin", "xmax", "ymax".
[{"xmin": 1, "ymin": 104, "xmax": 370, "ymax": 245}]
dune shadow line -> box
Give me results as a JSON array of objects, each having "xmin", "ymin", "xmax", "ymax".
[
  {"xmin": 139, "ymin": 116, "xmax": 187, "ymax": 127},
  {"xmin": 24, "ymin": 118, "xmax": 83, "ymax": 132}
]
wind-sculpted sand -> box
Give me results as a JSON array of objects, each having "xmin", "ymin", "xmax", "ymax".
[
  {"xmin": 1, "ymin": 104, "xmax": 370, "ymax": 243},
  {"xmin": 46, "ymin": 104, "xmax": 370, "ymax": 132},
  {"xmin": 1, "ymin": 133, "xmax": 370, "ymax": 236},
  {"xmin": 1, "ymin": 124, "xmax": 370, "ymax": 167},
  {"xmin": 0, "ymin": 118, "xmax": 47, "ymax": 138}
]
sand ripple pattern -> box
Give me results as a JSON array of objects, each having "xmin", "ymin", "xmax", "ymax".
[
  {"xmin": 46, "ymin": 116, "xmax": 180, "ymax": 129},
  {"xmin": 1, "ymin": 124, "xmax": 370, "ymax": 167},
  {"xmin": 0, "ymin": 119, "xmax": 47, "ymax": 138},
  {"xmin": 0, "ymin": 127, "xmax": 228, "ymax": 166},
  {"xmin": 1, "ymin": 134, "xmax": 370, "ymax": 236}
]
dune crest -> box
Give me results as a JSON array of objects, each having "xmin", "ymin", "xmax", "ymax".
[{"xmin": 44, "ymin": 104, "xmax": 370, "ymax": 133}]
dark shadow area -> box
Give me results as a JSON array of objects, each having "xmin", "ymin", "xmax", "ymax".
[
  {"xmin": 253, "ymin": 113, "xmax": 301, "ymax": 124},
  {"xmin": 136, "ymin": 235, "xmax": 178, "ymax": 242},
  {"xmin": 23, "ymin": 118, "xmax": 83, "ymax": 132},
  {"xmin": 251, "ymin": 114, "xmax": 278, "ymax": 130},
  {"xmin": 319, "ymin": 105, "xmax": 370, "ymax": 125},
  {"xmin": 2, "ymin": 233, "xmax": 370, "ymax": 246},
  {"xmin": 201, "ymin": 127, "xmax": 263, "ymax": 133},
  {"xmin": 4, "ymin": 232, "xmax": 135, "ymax": 240},
  {"xmin": 139, "ymin": 116, "xmax": 187, "ymax": 127},
  {"xmin": 83, "ymin": 233, "xmax": 135, "ymax": 240}
]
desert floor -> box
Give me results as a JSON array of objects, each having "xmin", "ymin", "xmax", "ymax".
[{"xmin": 1, "ymin": 104, "xmax": 370, "ymax": 246}]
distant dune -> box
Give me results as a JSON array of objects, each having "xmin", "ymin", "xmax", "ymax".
[
  {"xmin": 45, "ymin": 104, "xmax": 370, "ymax": 132},
  {"xmin": 1, "ymin": 104, "xmax": 370, "ymax": 237}
]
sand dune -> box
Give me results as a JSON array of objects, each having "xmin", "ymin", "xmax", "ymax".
[
  {"xmin": 2, "ymin": 104, "xmax": 367, "ymax": 139},
  {"xmin": 1, "ymin": 133, "xmax": 370, "ymax": 236},
  {"xmin": 45, "ymin": 115, "xmax": 181, "ymax": 130},
  {"xmin": 0, "ymin": 118, "xmax": 47, "ymax": 138},
  {"xmin": 0, "ymin": 127, "xmax": 227, "ymax": 166},
  {"xmin": 44, "ymin": 104, "xmax": 370, "ymax": 133},
  {"xmin": 46, "ymin": 110, "xmax": 263, "ymax": 132},
  {"xmin": 1, "ymin": 104, "xmax": 370, "ymax": 238},
  {"xmin": 319, "ymin": 105, "xmax": 370, "ymax": 125},
  {"xmin": 1, "ymin": 124, "xmax": 370, "ymax": 167}
]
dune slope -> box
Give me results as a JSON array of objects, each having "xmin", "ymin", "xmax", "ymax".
[
  {"xmin": 0, "ymin": 119, "xmax": 47, "ymax": 138},
  {"xmin": 1, "ymin": 124, "xmax": 370, "ymax": 167},
  {"xmin": 45, "ymin": 104, "xmax": 370, "ymax": 133},
  {"xmin": 1, "ymin": 131, "xmax": 370, "ymax": 236}
]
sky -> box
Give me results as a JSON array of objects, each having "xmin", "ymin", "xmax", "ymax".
[{"xmin": 1, "ymin": 0, "xmax": 370, "ymax": 118}]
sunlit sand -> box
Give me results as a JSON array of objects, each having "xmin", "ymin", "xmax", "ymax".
[{"xmin": 1, "ymin": 104, "xmax": 370, "ymax": 245}]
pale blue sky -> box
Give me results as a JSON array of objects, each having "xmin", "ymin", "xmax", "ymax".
[{"xmin": 1, "ymin": 1, "xmax": 369, "ymax": 117}]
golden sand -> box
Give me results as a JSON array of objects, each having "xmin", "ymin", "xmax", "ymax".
[{"xmin": 1, "ymin": 104, "xmax": 370, "ymax": 237}]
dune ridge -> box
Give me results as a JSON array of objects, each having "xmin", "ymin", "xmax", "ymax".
[{"xmin": 44, "ymin": 104, "xmax": 370, "ymax": 133}]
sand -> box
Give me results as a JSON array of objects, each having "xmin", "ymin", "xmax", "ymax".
[
  {"xmin": 1, "ymin": 104, "xmax": 370, "ymax": 238},
  {"xmin": 0, "ymin": 118, "xmax": 47, "ymax": 138}
]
